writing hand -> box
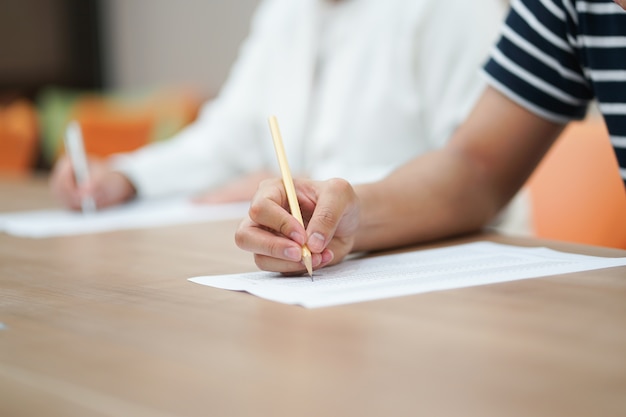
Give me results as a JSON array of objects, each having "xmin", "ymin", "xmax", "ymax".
[
  {"xmin": 235, "ymin": 177, "xmax": 360, "ymax": 274},
  {"xmin": 50, "ymin": 155, "xmax": 136, "ymax": 210}
]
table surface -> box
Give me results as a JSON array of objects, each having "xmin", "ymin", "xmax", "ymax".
[{"xmin": 1, "ymin": 176, "xmax": 625, "ymax": 417}]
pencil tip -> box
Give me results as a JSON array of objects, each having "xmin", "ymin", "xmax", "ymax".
[{"xmin": 303, "ymin": 254, "xmax": 313, "ymax": 280}]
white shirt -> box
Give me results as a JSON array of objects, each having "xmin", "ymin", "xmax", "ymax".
[{"xmin": 112, "ymin": 0, "xmax": 507, "ymax": 199}]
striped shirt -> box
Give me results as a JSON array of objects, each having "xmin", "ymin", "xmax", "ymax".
[{"xmin": 483, "ymin": 0, "xmax": 626, "ymax": 189}]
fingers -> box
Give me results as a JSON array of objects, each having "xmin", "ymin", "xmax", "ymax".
[
  {"xmin": 304, "ymin": 178, "xmax": 359, "ymax": 253},
  {"xmin": 235, "ymin": 180, "xmax": 304, "ymax": 254},
  {"xmin": 89, "ymin": 170, "xmax": 136, "ymax": 209},
  {"xmin": 236, "ymin": 218, "xmax": 334, "ymax": 274},
  {"xmin": 50, "ymin": 157, "xmax": 136, "ymax": 210},
  {"xmin": 235, "ymin": 217, "xmax": 312, "ymax": 272},
  {"xmin": 235, "ymin": 179, "xmax": 311, "ymax": 273},
  {"xmin": 235, "ymin": 177, "xmax": 359, "ymax": 273},
  {"xmin": 251, "ymin": 179, "xmax": 308, "ymax": 244},
  {"xmin": 49, "ymin": 156, "xmax": 82, "ymax": 210}
]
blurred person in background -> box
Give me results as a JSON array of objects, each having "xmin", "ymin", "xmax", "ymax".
[{"xmin": 51, "ymin": 0, "xmax": 519, "ymax": 229}]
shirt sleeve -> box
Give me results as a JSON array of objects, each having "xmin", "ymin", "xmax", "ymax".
[{"xmin": 482, "ymin": 0, "xmax": 595, "ymax": 124}]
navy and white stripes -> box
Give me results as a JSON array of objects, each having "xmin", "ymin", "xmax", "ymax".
[{"xmin": 484, "ymin": 0, "xmax": 626, "ymax": 187}]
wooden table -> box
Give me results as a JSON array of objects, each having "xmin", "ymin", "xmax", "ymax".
[{"xmin": 1, "ymin": 176, "xmax": 625, "ymax": 417}]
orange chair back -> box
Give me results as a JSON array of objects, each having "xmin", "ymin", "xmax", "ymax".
[
  {"xmin": 527, "ymin": 118, "xmax": 626, "ymax": 249},
  {"xmin": 0, "ymin": 99, "xmax": 39, "ymax": 174},
  {"xmin": 71, "ymin": 98, "xmax": 154, "ymax": 157},
  {"xmin": 44, "ymin": 87, "xmax": 203, "ymax": 164}
]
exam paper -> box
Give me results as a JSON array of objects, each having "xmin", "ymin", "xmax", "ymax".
[
  {"xmin": 0, "ymin": 197, "xmax": 249, "ymax": 238},
  {"xmin": 189, "ymin": 242, "xmax": 626, "ymax": 308}
]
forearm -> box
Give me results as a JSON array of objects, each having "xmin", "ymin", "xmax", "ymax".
[
  {"xmin": 352, "ymin": 88, "xmax": 565, "ymax": 253},
  {"xmin": 352, "ymin": 148, "xmax": 498, "ymax": 252}
]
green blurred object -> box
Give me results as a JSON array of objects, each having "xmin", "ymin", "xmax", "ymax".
[{"xmin": 37, "ymin": 87, "xmax": 83, "ymax": 167}]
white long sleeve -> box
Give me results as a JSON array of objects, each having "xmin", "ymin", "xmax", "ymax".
[{"xmin": 110, "ymin": 0, "xmax": 507, "ymax": 198}]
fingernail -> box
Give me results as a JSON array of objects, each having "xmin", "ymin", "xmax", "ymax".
[
  {"xmin": 289, "ymin": 232, "xmax": 305, "ymax": 245},
  {"xmin": 284, "ymin": 247, "xmax": 301, "ymax": 261},
  {"xmin": 321, "ymin": 249, "xmax": 334, "ymax": 265},
  {"xmin": 308, "ymin": 232, "xmax": 325, "ymax": 252}
]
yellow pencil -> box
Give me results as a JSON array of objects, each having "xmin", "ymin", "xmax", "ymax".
[{"xmin": 268, "ymin": 115, "xmax": 314, "ymax": 279}]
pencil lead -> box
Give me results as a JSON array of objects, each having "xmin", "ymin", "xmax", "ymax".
[{"xmin": 303, "ymin": 253, "xmax": 313, "ymax": 280}]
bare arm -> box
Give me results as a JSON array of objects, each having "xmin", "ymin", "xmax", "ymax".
[
  {"xmin": 236, "ymin": 87, "xmax": 566, "ymax": 273},
  {"xmin": 353, "ymin": 87, "xmax": 565, "ymax": 251}
]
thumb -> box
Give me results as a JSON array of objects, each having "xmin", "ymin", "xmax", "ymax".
[{"xmin": 305, "ymin": 178, "xmax": 357, "ymax": 253}]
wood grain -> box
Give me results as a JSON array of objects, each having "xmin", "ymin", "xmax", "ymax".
[{"xmin": 1, "ymin": 177, "xmax": 625, "ymax": 417}]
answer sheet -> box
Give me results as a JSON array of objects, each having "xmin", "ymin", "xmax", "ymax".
[
  {"xmin": 189, "ymin": 242, "xmax": 626, "ymax": 308},
  {"xmin": 0, "ymin": 197, "xmax": 249, "ymax": 238}
]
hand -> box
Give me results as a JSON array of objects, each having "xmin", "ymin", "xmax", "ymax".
[
  {"xmin": 49, "ymin": 155, "xmax": 137, "ymax": 210},
  {"xmin": 191, "ymin": 170, "xmax": 275, "ymax": 204},
  {"xmin": 235, "ymin": 178, "xmax": 360, "ymax": 274}
]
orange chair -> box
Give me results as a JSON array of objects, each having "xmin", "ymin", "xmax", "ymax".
[
  {"xmin": 39, "ymin": 87, "xmax": 203, "ymax": 165},
  {"xmin": 0, "ymin": 99, "xmax": 39, "ymax": 174},
  {"xmin": 70, "ymin": 96, "xmax": 155, "ymax": 157},
  {"xmin": 527, "ymin": 117, "xmax": 626, "ymax": 249},
  {"xmin": 65, "ymin": 88, "xmax": 202, "ymax": 159}
]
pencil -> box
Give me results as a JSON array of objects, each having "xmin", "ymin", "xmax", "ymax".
[
  {"xmin": 65, "ymin": 121, "xmax": 96, "ymax": 214},
  {"xmin": 268, "ymin": 115, "xmax": 314, "ymax": 279}
]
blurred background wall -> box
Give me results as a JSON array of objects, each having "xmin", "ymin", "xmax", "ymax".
[
  {"xmin": 0, "ymin": 0, "xmax": 260, "ymax": 99},
  {"xmin": 0, "ymin": 0, "xmax": 261, "ymax": 172},
  {"xmin": 105, "ymin": 0, "xmax": 259, "ymax": 97}
]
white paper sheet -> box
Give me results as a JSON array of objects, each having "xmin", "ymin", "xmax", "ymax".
[
  {"xmin": 0, "ymin": 197, "xmax": 249, "ymax": 238},
  {"xmin": 189, "ymin": 242, "xmax": 626, "ymax": 308}
]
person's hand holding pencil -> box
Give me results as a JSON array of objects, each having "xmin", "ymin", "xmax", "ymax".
[
  {"xmin": 235, "ymin": 116, "xmax": 360, "ymax": 275},
  {"xmin": 267, "ymin": 116, "xmax": 314, "ymax": 278}
]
